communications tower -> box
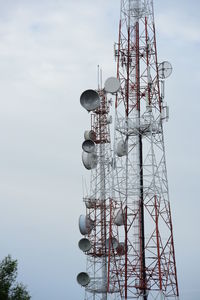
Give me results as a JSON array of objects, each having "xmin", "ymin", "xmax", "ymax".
[{"xmin": 77, "ymin": 1, "xmax": 179, "ymax": 300}]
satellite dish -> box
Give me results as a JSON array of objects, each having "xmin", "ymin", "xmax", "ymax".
[
  {"xmin": 104, "ymin": 77, "xmax": 120, "ymax": 94},
  {"xmin": 79, "ymin": 215, "xmax": 94, "ymax": 235},
  {"xmin": 78, "ymin": 238, "xmax": 92, "ymax": 252},
  {"xmin": 82, "ymin": 140, "xmax": 95, "ymax": 153},
  {"xmin": 84, "ymin": 130, "xmax": 96, "ymax": 141},
  {"xmin": 80, "ymin": 89, "xmax": 100, "ymax": 111},
  {"xmin": 116, "ymin": 140, "xmax": 127, "ymax": 157},
  {"xmin": 77, "ymin": 272, "xmax": 90, "ymax": 287},
  {"xmin": 82, "ymin": 151, "xmax": 98, "ymax": 170},
  {"xmin": 158, "ymin": 61, "xmax": 172, "ymax": 79},
  {"xmin": 114, "ymin": 208, "xmax": 125, "ymax": 226}
]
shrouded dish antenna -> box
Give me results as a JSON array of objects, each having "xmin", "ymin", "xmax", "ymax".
[
  {"xmin": 116, "ymin": 140, "xmax": 127, "ymax": 157},
  {"xmin": 79, "ymin": 215, "xmax": 94, "ymax": 235},
  {"xmin": 80, "ymin": 89, "xmax": 100, "ymax": 111},
  {"xmin": 114, "ymin": 208, "xmax": 125, "ymax": 226},
  {"xmin": 82, "ymin": 140, "xmax": 95, "ymax": 153},
  {"xmin": 158, "ymin": 61, "xmax": 172, "ymax": 79},
  {"xmin": 77, "ymin": 272, "xmax": 90, "ymax": 287},
  {"xmin": 78, "ymin": 238, "xmax": 92, "ymax": 252},
  {"xmin": 82, "ymin": 151, "xmax": 98, "ymax": 170},
  {"xmin": 104, "ymin": 77, "xmax": 120, "ymax": 94},
  {"xmin": 84, "ymin": 130, "xmax": 96, "ymax": 141}
]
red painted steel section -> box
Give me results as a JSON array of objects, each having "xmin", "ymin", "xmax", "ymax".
[
  {"xmin": 126, "ymin": 26, "xmax": 130, "ymax": 117},
  {"xmin": 116, "ymin": 20, "xmax": 122, "ymax": 109},
  {"xmin": 136, "ymin": 21, "xmax": 140, "ymax": 112},
  {"xmin": 169, "ymin": 203, "xmax": 179, "ymax": 297},
  {"xmin": 145, "ymin": 16, "xmax": 151, "ymax": 106},
  {"xmin": 153, "ymin": 22, "xmax": 162, "ymax": 112},
  {"xmin": 107, "ymin": 199, "xmax": 112, "ymax": 292},
  {"xmin": 124, "ymin": 205, "xmax": 128, "ymax": 299},
  {"xmin": 155, "ymin": 195, "xmax": 163, "ymax": 291},
  {"xmin": 110, "ymin": 1, "xmax": 179, "ymax": 299}
]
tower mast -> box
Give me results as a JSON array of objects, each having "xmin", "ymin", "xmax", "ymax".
[
  {"xmin": 110, "ymin": 0, "xmax": 179, "ymax": 299},
  {"xmin": 77, "ymin": 1, "xmax": 179, "ymax": 300}
]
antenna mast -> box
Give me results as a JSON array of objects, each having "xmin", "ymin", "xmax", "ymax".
[{"xmin": 77, "ymin": 1, "xmax": 179, "ymax": 300}]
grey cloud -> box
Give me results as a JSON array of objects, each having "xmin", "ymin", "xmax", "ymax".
[{"xmin": 0, "ymin": 1, "xmax": 199, "ymax": 299}]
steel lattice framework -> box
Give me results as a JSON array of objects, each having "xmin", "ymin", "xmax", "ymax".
[{"xmin": 77, "ymin": 1, "xmax": 179, "ymax": 300}]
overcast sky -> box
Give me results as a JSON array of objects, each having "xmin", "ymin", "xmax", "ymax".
[{"xmin": 0, "ymin": 0, "xmax": 199, "ymax": 299}]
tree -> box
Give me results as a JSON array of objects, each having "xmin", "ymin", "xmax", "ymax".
[{"xmin": 0, "ymin": 255, "xmax": 31, "ymax": 300}]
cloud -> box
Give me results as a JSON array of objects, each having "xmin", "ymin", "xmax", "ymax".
[
  {"xmin": 0, "ymin": 1, "xmax": 118, "ymax": 299},
  {"xmin": 157, "ymin": 10, "xmax": 200, "ymax": 43},
  {"xmin": 0, "ymin": 1, "xmax": 199, "ymax": 300},
  {"xmin": 0, "ymin": 0, "xmax": 118, "ymax": 91}
]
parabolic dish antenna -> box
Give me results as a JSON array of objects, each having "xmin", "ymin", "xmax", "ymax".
[
  {"xmin": 80, "ymin": 89, "xmax": 100, "ymax": 111},
  {"xmin": 82, "ymin": 152, "xmax": 98, "ymax": 170},
  {"xmin": 84, "ymin": 130, "xmax": 96, "ymax": 141},
  {"xmin": 104, "ymin": 77, "xmax": 120, "ymax": 94},
  {"xmin": 77, "ymin": 272, "xmax": 90, "ymax": 287},
  {"xmin": 158, "ymin": 61, "xmax": 172, "ymax": 79},
  {"xmin": 79, "ymin": 215, "xmax": 94, "ymax": 235},
  {"xmin": 82, "ymin": 140, "xmax": 95, "ymax": 153},
  {"xmin": 78, "ymin": 238, "xmax": 92, "ymax": 252}
]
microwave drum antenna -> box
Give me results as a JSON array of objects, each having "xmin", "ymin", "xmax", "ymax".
[
  {"xmin": 104, "ymin": 77, "xmax": 120, "ymax": 94},
  {"xmin": 80, "ymin": 89, "xmax": 100, "ymax": 111}
]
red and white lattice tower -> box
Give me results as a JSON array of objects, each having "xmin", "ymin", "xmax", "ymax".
[
  {"xmin": 78, "ymin": 83, "xmax": 114, "ymax": 300},
  {"xmin": 77, "ymin": 1, "xmax": 179, "ymax": 300}
]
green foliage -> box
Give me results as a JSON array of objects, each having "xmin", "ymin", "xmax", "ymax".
[{"xmin": 0, "ymin": 255, "xmax": 31, "ymax": 300}]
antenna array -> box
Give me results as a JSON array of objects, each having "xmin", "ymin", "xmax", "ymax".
[{"xmin": 77, "ymin": 1, "xmax": 179, "ymax": 300}]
